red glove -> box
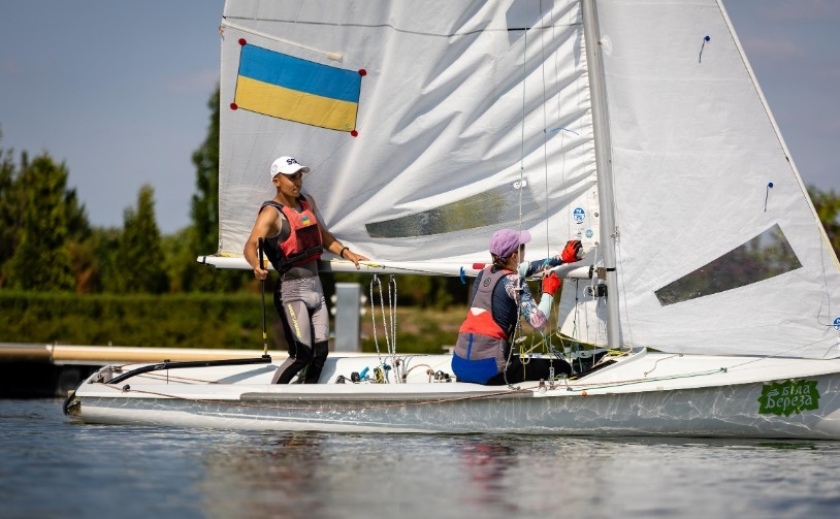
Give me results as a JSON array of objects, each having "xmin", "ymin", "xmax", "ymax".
[
  {"xmin": 560, "ymin": 239, "xmax": 583, "ymax": 263},
  {"xmin": 542, "ymin": 271, "xmax": 561, "ymax": 296}
]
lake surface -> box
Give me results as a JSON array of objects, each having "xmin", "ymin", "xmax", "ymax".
[{"xmin": 2, "ymin": 398, "xmax": 839, "ymax": 519}]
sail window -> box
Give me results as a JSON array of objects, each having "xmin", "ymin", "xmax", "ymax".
[
  {"xmin": 654, "ymin": 224, "xmax": 802, "ymax": 306},
  {"xmin": 365, "ymin": 182, "xmax": 538, "ymax": 238}
]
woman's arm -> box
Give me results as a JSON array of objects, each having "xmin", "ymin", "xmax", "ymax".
[{"xmin": 501, "ymin": 273, "xmax": 549, "ymax": 331}]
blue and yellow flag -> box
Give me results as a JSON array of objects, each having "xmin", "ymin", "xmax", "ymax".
[{"xmin": 234, "ymin": 43, "xmax": 362, "ymax": 131}]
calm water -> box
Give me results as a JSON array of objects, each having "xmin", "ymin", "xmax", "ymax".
[{"xmin": 1, "ymin": 399, "xmax": 839, "ymax": 519}]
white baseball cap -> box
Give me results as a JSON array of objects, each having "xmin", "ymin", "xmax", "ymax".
[{"xmin": 270, "ymin": 156, "xmax": 311, "ymax": 178}]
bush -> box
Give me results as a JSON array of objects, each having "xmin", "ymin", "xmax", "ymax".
[{"xmin": 0, "ymin": 291, "xmax": 265, "ymax": 349}]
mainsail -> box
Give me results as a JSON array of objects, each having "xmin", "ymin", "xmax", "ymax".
[
  {"xmin": 217, "ymin": 0, "xmax": 598, "ymax": 266},
  {"xmin": 213, "ymin": 0, "xmax": 840, "ymax": 361}
]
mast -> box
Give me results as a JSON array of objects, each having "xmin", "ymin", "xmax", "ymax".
[{"xmin": 581, "ymin": 0, "xmax": 622, "ymax": 350}]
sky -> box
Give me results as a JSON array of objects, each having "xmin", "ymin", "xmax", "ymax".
[{"xmin": 1, "ymin": 1, "xmax": 838, "ymax": 235}]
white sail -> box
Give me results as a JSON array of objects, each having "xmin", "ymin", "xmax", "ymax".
[
  {"xmin": 217, "ymin": 0, "xmax": 601, "ymax": 270},
  {"xmin": 216, "ymin": 0, "xmax": 840, "ymax": 360},
  {"xmin": 555, "ymin": 0, "xmax": 840, "ymax": 360}
]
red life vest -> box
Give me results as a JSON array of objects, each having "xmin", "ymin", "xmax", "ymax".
[{"xmin": 260, "ymin": 197, "xmax": 323, "ymax": 273}]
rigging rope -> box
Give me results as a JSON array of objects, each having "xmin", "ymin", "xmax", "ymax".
[
  {"xmin": 369, "ymin": 274, "xmax": 399, "ymax": 382},
  {"xmin": 505, "ymin": 4, "xmax": 574, "ymax": 387}
]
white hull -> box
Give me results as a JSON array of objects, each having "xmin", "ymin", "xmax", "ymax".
[{"xmin": 65, "ymin": 350, "xmax": 840, "ymax": 439}]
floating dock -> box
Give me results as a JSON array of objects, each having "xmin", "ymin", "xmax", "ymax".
[{"xmin": 0, "ymin": 343, "xmax": 274, "ymax": 398}]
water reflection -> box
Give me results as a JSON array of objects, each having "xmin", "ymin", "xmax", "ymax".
[
  {"xmin": 5, "ymin": 401, "xmax": 840, "ymax": 519},
  {"xmin": 196, "ymin": 434, "xmax": 536, "ymax": 519},
  {"xmin": 199, "ymin": 432, "xmax": 325, "ymax": 519},
  {"xmin": 457, "ymin": 438, "xmax": 518, "ymax": 514},
  {"xmin": 68, "ymin": 412, "xmax": 833, "ymax": 518}
]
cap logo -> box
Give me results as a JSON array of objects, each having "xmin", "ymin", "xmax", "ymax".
[{"xmin": 286, "ymin": 158, "xmax": 299, "ymax": 165}]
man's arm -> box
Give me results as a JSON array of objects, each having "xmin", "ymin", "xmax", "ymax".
[
  {"xmin": 307, "ymin": 194, "xmax": 369, "ymax": 268},
  {"xmin": 244, "ymin": 209, "xmax": 277, "ymax": 280}
]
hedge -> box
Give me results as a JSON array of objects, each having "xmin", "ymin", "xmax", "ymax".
[{"xmin": 0, "ymin": 291, "xmax": 463, "ymax": 354}]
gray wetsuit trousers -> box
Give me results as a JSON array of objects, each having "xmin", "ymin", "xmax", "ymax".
[{"xmin": 271, "ymin": 270, "xmax": 329, "ymax": 383}]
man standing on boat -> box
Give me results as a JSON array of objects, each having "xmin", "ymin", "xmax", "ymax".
[
  {"xmin": 452, "ymin": 229, "xmax": 582, "ymax": 385},
  {"xmin": 244, "ymin": 156, "xmax": 369, "ymax": 384}
]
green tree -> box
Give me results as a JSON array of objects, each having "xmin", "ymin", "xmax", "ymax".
[
  {"xmin": 808, "ymin": 185, "xmax": 840, "ymax": 257},
  {"xmin": 64, "ymin": 182, "xmax": 90, "ymax": 241},
  {"xmin": 117, "ymin": 184, "xmax": 169, "ymax": 293},
  {"xmin": 161, "ymin": 226, "xmax": 193, "ymax": 293},
  {"xmin": 7, "ymin": 154, "xmax": 76, "ymax": 291},
  {"xmin": 191, "ymin": 86, "xmax": 220, "ymax": 258},
  {"xmin": 183, "ymin": 85, "xmax": 244, "ymax": 292},
  {"xmin": 0, "ymin": 137, "xmax": 91, "ymax": 291},
  {"xmin": 63, "ymin": 174, "xmax": 93, "ymax": 292},
  {"xmin": 71, "ymin": 226, "xmax": 122, "ymax": 293},
  {"xmin": 0, "ymin": 145, "xmax": 21, "ymax": 287}
]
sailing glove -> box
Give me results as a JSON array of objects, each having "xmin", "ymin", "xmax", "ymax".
[
  {"xmin": 542, "ymin": 271, "xmax": 562, "ymax": 296},
  {"xmin": 560, "ymin": 239, "xmax": 583, "ymax": 263}
]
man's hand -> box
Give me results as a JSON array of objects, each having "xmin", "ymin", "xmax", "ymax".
[
  {"xmin": 344, "ymin": 249, "xmax": 370, "ymax": 270},
  {"xmin": 253, "ymin": 264, "xmax": 269, "ymax": 280},
  {"xmin": 254, "ymin": 237, "xmax": 269, "ymax": 279}
]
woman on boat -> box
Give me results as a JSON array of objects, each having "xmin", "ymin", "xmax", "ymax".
[
  {"xmin": 244, "ymin": 156, "xmax": 369, "ymax": 384},
  {"xmin": 452, "ymin": 228, "xmax": 582, "ymax": 385}
]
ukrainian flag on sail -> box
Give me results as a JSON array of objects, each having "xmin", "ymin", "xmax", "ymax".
[{"xmin": 234, "ymin": 44, "xmax": 362, "ymax": 131}]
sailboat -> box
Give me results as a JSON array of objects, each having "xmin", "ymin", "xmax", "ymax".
[{"xmin": 65, "ymin": 0, "xmax": 840, "ymax": 439}]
